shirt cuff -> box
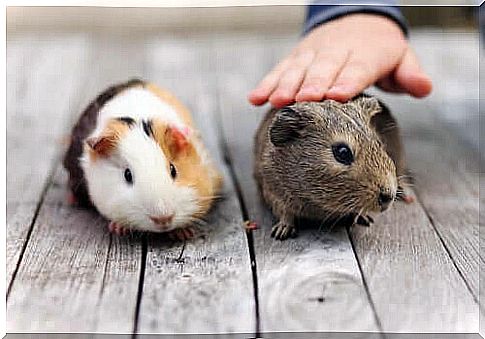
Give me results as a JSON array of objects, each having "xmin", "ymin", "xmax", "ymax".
[{"xmin": 303, "ymin": 4, "xmax": 409, "ymax": 37}]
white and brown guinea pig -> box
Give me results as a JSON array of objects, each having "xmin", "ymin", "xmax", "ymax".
[{"xmin": 63, "ymin": 79, "xmax": 222, "ymax": 239}]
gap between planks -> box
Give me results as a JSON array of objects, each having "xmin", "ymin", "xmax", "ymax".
[
  {"xmin": 133, "ymin": 36, "xmax": 255, "ymax": 335},
  {"xmin": 213, "ymin": 34, "xmax": 383, "ymax": 335},
  {"xmin": 6, "ymin": 29, "xmax": 476, "ymax": 338},
  {"xmin": 6, "ymin": 33, "xmax": 96, "ymax": 291},
  {"xmin": 7, "ymin": 34, "xmax": 147, "ymax": 334},
  {"xmin": 214, "ymin": 31, "xmax": 480, "ymax": 334},
  {"xmin": 7, "ymin": 34, "xmax": 258, "ymax": 336},
  {"xmin": 217, "ymin": 120, "xmax": 262, "ymax": 336}
]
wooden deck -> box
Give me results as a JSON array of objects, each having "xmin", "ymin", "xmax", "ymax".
[{"xmin": 6, "ymin": 29, "xmax": 482, "ymax": 337}]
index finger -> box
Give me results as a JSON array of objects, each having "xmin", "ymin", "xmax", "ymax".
[{"xmin": 248, "ymin": 57, "xmax": 291, "ymax": 106}]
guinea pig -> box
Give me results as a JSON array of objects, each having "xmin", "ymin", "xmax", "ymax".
[
  {"xmin": 63, "ymin": 79, "xmax": 222, "ymax": 239},
  {"xmin": 254, "ymin": 95, "xmax": 412, "ymax": 240}
]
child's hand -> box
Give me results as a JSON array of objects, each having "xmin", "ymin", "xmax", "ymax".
[{"xmin": 248, "ymin": 14, "xmax": 432, "ymax": 108}]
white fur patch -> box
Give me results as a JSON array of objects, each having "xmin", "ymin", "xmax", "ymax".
[
  {"xmin": 92, "ymin": 87, "xmax": 185, "ymax": 137},
  {"xmin": 81, "ymin": 87, "xmax": 201, "ymax": 233}
]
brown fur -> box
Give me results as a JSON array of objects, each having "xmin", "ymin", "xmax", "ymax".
[{"xmin": 254, "ymin": 95, "xmax": 407, "ymax": 240}]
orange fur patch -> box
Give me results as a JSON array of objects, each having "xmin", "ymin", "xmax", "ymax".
[
  {"xmin": 145, "ymin": 83, "xmax": 194, "ymax": 127},
  {"xmin": 150, "ymin": 118, "xmax": 221, "ymax": 217},
  {"xmin": 87, "ymin": 119, "xmax": 130, "ymax": 160}
]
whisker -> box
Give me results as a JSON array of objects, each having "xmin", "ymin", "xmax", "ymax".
[
  {"xmin": 353, "ymin": 206, "xmax": 365, "ymax": 226},
  {"xmin": 379, "ymin": 123, "xmax": 398, "ymax": 134},
  {"xmin": 187, "ymin": 216, "xmax": 209, "ymax": 228},
  {"xmin": 319, "ymin": 204, "xmax": 357, "ymax": 236},
  {"xmin": 198, "ymin": 195, "xmax": 222, "ymax": 201},
  {"xmin": 317, "ymin": 210, "xmax": 340, "ymax": 233}
]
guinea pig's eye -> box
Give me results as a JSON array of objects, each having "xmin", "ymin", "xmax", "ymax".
[
  {"xmin": 169, "ymin": 163, "xmax": 177, "ymax": 179},
  {"xmin": 124, "ymin": 168, "xmax": 133, "ymax": 184},
  {"xmin": 332, "ymin": 143, "xmax": 354, "ymax": 166}
]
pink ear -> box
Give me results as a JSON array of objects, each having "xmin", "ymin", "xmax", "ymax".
[
  {"xmin": 181, "ymin": 126, "xmax": 190, "ymax": 137},
  {"xmin": 165, "ymin": 125, "xmax": 192, "ymax": 157}
]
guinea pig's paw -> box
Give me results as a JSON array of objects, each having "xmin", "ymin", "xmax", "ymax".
[
  {"xmin": 401, "ymin": 194, "xmax": 415, "ymax": 204},
  {"xmin": 108, "ymin": 221, "xmax": 130, "ymax": 236},
  {"xmin": 271, "ymin": 221, "xmax": 297, "ymax": 240},
  {"xmin": 396, "ymin": 186, "xmax": 415, "ymax": 204},
  {"xmin": 168, "ymin": 226, "xmax": 196, "ymax": 242},
  {"xmin": 355, "ymin": 215, "xmax": 374, "ymax": 227}
]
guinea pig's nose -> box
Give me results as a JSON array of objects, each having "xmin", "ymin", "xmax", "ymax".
[
  {"xmin": 150, "ymin": 214, "xmax": 174, "ymax": 226},
  {"xmin": 378, "ymin": 189, "xmax": 394, "ymax": 211}
]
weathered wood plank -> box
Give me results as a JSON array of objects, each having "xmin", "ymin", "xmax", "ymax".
[
  {"xmin": 350, "ymin": 201, "xmax": 478, "ymax": 332},
  {"xmin": 136, "ymin": 36, "xmax": 255, "ymax": 334},
  {"xmin": 403, "ymin": 32, "xmax": 481, "ymax": 301},
  {"xmin": 214, "ymin": 34, "xmax": 381, "ymax": 333},
  {"xmin": 405, "ymin": 101, "xmax": 480, "ymax": 301},
  {"xmin": 349, "ymin": 91, "xmax": 479, "ymax": 331},
  {"xmin": 345, "ymin": 32, "xmax": 481, "ymax": 331},
  {"xmin": 7, "ymin": 35, "xmax": 146, "ymax": 334},
  {"xmin": 82, "ymin": 36, "xmax": 148, "ymax": 335},
  {"xmin": 7, "ymin": 166, "xmax": 111, "ymax": 332},
  {"xmin": 6, "ymin": 33, "xmax": 92, "ymax": 288},
  {"xmin": 7, "ymin": 28, "xmax": 480, "ymax": 335}
]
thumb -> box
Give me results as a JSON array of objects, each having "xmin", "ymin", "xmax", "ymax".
[{"xmin": 394, "ymin": 48, "xmax": 433, "ymax": 98}]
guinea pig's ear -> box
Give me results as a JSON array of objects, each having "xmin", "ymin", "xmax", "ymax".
[
  {"xmin": 164, "ymin": 125, "xmax": 194, "ymax": 158},
  {"xmin": 86, "ymin": 118, "xmax": 128, "ymax": 158},
  {"xmin": 86, "ymin": 135, "xmax": 117, "ymax": 158},
  {"xmin": 269, "ymin": 107, "xmax": 311, "ymax": 146},
  {"xmin": 353, "ymin": 95, "xmax": 382, "ymax": 121}
]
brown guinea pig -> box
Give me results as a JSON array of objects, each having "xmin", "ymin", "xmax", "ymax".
[{"xmin": 254, "ymin": 95, "xmax": 411, "ymax": 240}]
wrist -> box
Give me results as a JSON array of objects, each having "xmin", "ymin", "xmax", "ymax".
[
  {"xmin": 330, "ymin": 13, "xmax": 407, "ymax": 39},
  {"xmin": 304, "ymin": 5, "xmax": 408, "ymax": 37}
]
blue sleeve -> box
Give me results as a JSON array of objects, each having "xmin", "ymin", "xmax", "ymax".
[{"xmin": 304, "ymin": 1, "xmax": 408, "ymax": 36}]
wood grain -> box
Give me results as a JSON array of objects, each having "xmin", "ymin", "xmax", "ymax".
[
  {"xmin": 351, "ymin": 201, "xmax": 478, "ymax": 332},
  {"xmin": 136, "ymin": 37, "xmax": 255, "ymax": 334},
  {"xmin": 349, "ymin": 92, "xmax": 480, "ymax": 332},
  {"xmin": 405, "ymin": 101, "xmax": 480, "ymax": 301},
  {"xmin": 400, "ymin": 33, "xmax": 481, "ymax": 302},
  {"xmin": 7, "ymin": 35, "xmax": 147, "ymax": 334},
  {"xmin": 7, "ymin": 166, "xmax": 111, "ymax": 332},
  {"xmin": 6, "ymin": 29, "xmax": 481, "ymax": 335},
  {"xmin": 352, "ymin": 32, "xmax": 482, "ymax": 328},
  {"xmin": 214, "ymin": 34, "xmax": 381, "ymax": 333},
  {"xmin": 6, "ymin": 33, "xmax": 92, "ymax": 287}
]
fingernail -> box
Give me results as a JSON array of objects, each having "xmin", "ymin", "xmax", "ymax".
[
  {"xmin": 297, "ymin": 86, "xmax": 323, "ymax": 101},
  {"xmin": 248, "ymin": 89, "xmax": 262, "ymax": 98},
  {"xmin": 300, "ymin": 85, "xmax": 319, "ymax": 94},
  {"xmin": 327, "ymin": 84, "xmax": 348, "ymax": 94},
  {"xmin": 248, "ymin": 90, "xmax": 268, "ymax": 104},
  {"xmin": 270, "ymin": 90, "xmax": 291, "ymax": 102}
]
